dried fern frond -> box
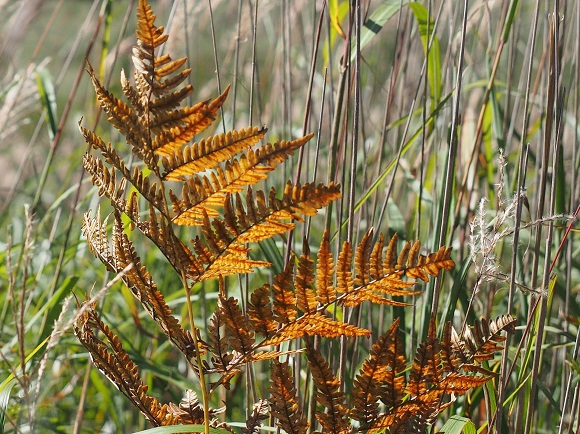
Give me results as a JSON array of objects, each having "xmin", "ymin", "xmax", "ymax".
[
  {"xmin": 269, "ymin": 360, "xmax": 309, "ymax": 434},
  {"xmin": 454, "ymin": 314, "xmax": 517, "ymax": 364},
  {"xmin": 306, "ymin": 345, "xmax": 351, "ymax": 434},
  {"xmin": 407, "ymin": 320, "xmax": 444, "ymax": 399},
  {"xmin": 261, "ymin": 312, "xmax": 370, "ymax": 347},
  {"xmin": 74, "ymin": 305, "xmax": 177, "ymax": 426},
  {"xmin": 294, "ymin": 243, "xmax": 317, "ymax": 313},
  {"xmin": 162, "ymin": 126, "xmax": 267, "ymax": 180},
  {"xmin": 207, "ymin": 307, "xmax": 235, "ymax": 376},
  {"xmin": 216, "ymin": 287, "xmax": 256, "ymax": 355},
  {"xmin": 167, "ymin": 390, "xmax": 225, "ymax": 425},
  {"xmin": 351, "ymin": 319, "xmax": 405, "ymax": 429},
  {"xmin": 247, "ymin": 284, "xmax": 277, "ymax": 337},
  {"xmin": 82, "ymin": 210, "xmax": 200, "ymax": 361},
  {"xmin": 243, "ymin": 399, "xmax": 270, "ymax": 434},
  {"xmin": 168, "ymin": 134, "xmax": 315, "ymax": 225},
  {"xmin": 271, "ymin": 261, "xmax": 297, "ymax": 324},
  {"xmin": 316, "ymin": 231, "xmax": 336, "ymax": 306}
]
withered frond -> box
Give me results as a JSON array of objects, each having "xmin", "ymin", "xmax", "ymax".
[
  {"xmin": 207, "ymin": 308, "xmax": 235, "ymax": 375},
  {"xmin": 74, "ymin": 305, "xmax": 177, "ymax": 426},
  {"xmin": 110, "ymin": 212, "xmax": 199, "ymax": 360},
  {"xmin": 82, "ymin": 143, "xmax": 167, "ymax": 217},
  {"xmin": 134, "ymin": 0, "xmax": 189, "ymax": 101},
  {"xmin": 455, "ymin": 314, "xmax": 517, "ymax": 363},
  {"xmin": 81, "ymin": 209, "xmax": 117, "ymax": 273},
  {"xmin": 340, "ymin": 276, "xmax": 419, "ymax": 308},
  {"xmin": 243, "ymin": 400, "xmax": 270, "ymax": 434},
  {"xmin": 83, "ymin": 154, "xmax": 127, "ymax": 214},
  {"xmin": 305, "ymin": 345, "xmax": 351, "ymax": 434},
  {"xmin": 152, "ymin": 86, "xmax": 231, "ymax": 156},
  {"xmin": 85, "ymin": 62, "xmax": 142, "ymax": 147},
  {"xmin": 247, "ymin": 284, "xmax": 277, "ymax": 337},
  {"xmin": 127, "ymin": 202, "xmax": 204, "ymax": 280},
  {"xmin": 316, "ymin": 230, "xmax": 336, "ymax": 306},
  {"xmin": 271, "ymin": 261, "xmax": 297, "ymax": 324},
  {"xmin": 83, "ymin": 210, "xmax": 200, "ymax": 361},
  {"xmin": 340, "ymin": 234, "xmax": 454, "ymax": 308},
  {"xmin": 355, "ymin": 229, "xmax": 375, "ymax": 287},
  {"xmin": 189, "ymin": 213, "xmax": 271, "ymax": 281},
  {"xmin": 269, "ymin": 360, "xmax": 309, "ymax": 434},
  {"xmin": 167, "ymin": 390, "xmax": 226, "ymax": 426},
  {"xmin": 351, "ymin": 319, "xmax": 405, "ymax": 428},
  {"xmin": 407, "ymin": 320, "xmax": 444, "ymax": 398},
  {"xmin": 216, "ymin": 287, "xmax": 256, "ymax": 354},
  {"xmin": 161, "ymin": 126, "xmax": 267, "ymax": 179},
  {"xmin": 336, "ymin": 240, "xmax": 354, "ymax": 295},
  {"xmin": 169, "ymin": 135, "xmax": 314, "ymax": 225},
  {"xmin": 261, "ymin": 312, "xmax": 371, "ymax": 347},
  {"xmin": 227, "ymin": 182, "xmax": 341, "ymax": 240},
  {"xmin": 294, "ymin": 243, "xmax": 317, "ymax": 313},
  {"xmin": 394, "ymin": 239, "xmax": 454, "ymax": 282}
]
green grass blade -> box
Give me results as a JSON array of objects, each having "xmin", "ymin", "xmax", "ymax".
[
  {"xmin": 0, "ymin": 378, "xmax": 17, "ymax": 434},
  {"xmin": 350, "ymin": 0, "xmax": 409, "ymax": 62},
  {"xmin": 408, "ymin": 2, "xmax": 442, "ymax": 104},
  {"xmin": 440, "ymin": 415, "xmax": 476, "ymax": 434}
]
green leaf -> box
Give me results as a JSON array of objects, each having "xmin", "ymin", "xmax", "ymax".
[
  {"xmin": 350, "ymin": 0, "xmax": 409, "ymax": 62},
  {"xmin": 408, "ymin": 2, "xmax": 442, "ymax": 104},
  {"xmin": 440, "ymin": 415, "xmax": 476, "ymax": 434},
  {"xmin": 0, "ymin": 379, "xmax": 16, "ymax": 434},
  {"xmin": 35, "ymin": 67, "xmax": 58, "ymax": 141}
]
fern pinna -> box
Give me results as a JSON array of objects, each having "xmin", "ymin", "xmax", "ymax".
[{"xmin": 76, "ymin": 1, "xmax": 515, "ymax": 433}]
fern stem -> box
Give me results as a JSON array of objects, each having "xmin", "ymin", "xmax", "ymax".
[{"xmin": 183, "ymin": 270, "xmax": 211, "ymax": 434}]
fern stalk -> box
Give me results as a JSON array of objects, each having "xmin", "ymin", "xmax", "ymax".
[{"xmin": 182, "ymin": 270, "xmax": 211, "ymax": 434}]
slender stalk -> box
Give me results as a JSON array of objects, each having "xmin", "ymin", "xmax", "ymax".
[
  {"xmin": 499, "ymin": 1, "xmax": 541, "ymax": 432},
  {"xmin": 431, "ymin": 0, "xmax": 468, "ymax": 314},
  {"xmin": 524, "ymin": 16, "xmax": 560, "ymax": 434}
]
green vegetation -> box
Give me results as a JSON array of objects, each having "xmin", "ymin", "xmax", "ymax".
[{"xmin": 1, "ymin": 1, "xmax": 579, "ymax": 433}]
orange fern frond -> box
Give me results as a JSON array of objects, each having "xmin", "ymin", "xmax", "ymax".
[
  {"xmin": 271, "ymin": 262, "xmax": 297, "ymax": 324},
  {"xmin": 216, "ymin": 287, "xmax": 256, "ymax": 355},
  {"xmin": 161, "ymin": 126, "xmax": 266, "ymax": 179},
  {"xmin": 152, "ymin": 85, "xmax": 231, "ymax": 156},
  {"xmin": 407, "ymin": 320, "xmax": 443, "ymax": 398},
  {"xmin": 336, "ymin": 240, "xmax": 354, "ymax": 295},
  {"xmin": 305, "ymin": 345, "xmax": 351, "ymax": 434},
  {"xmin": 395, "ymin": 240, "xmax": 454, "ymax": 282},
  {"xmin": 354, "ymin": 229, "xmax": 374, "ymax": 287},
  {"xmin": 247, "ymin": 284, "xmax": 277, "ymax": 337},
  {"xmin": 351, "ymin": 319, "xmax": 405, "ymax": 428},
  {"xmin": 243, "ymin": 400, "xmax": 270, "ymax": 434},
  {"xmin": 457, "ymin": 314, "xmax": 517, "ymax": 363},
  {"xmin": 269, "ymin": 360, "xmax": 309, "ymax": 434},
  {"xmin": 74, "ymin": 305, "xmax": 178, "ymax": 426},
  {"xmin": 261, "ymin": 312, "xmax": 370, "ymax": 347},
  {"xmin": 190, "ymin": 235, "xmax": 270, "ymax": 281},
  {"xmin": 316, "ymin": 230, "xmax": 336, "ymax": 306},
  {"xmin": 369, "ymin": 233, "xmax": 385, "ymax": 280},
  {"xmin": 294, "ymin": 243, "xmax": 317, "ymax": 313},
  {"xmin": 168, "ymin": 135, "xmax": 315, "ymax": 225},
  {"xmin": 340, "ymin": 276, "xmax": 419, "ymax": 307}
]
